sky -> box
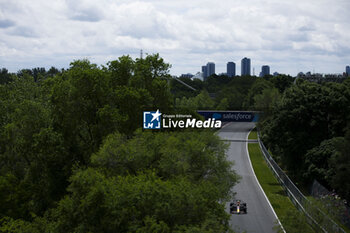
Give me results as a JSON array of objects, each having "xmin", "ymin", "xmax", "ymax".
[{"xmin": 0, "ymin": 0, "xmax": 349, "ymax": 76}]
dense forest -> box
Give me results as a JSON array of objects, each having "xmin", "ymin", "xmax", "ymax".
[
  {"xmin": 0, "ymin": 55, "xmax": 239, "ymax": 232},
  {"xmin": 259, "ymin": 79, "xmax": 350, "ymax": 202}
]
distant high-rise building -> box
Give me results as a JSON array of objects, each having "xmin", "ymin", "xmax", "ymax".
[
  {"xmin": 202, "ymin": 65, "xmax": 207, "ymax": 80},
  {"xmin": 346, "ymin": 66, "xmax": 350, "ymax": 76},
  {"xmin": 227, "ymin": 62, "xmax": 236, "ymax": 77},
  {"xmin": 206, "ymin": 62, "xmax": 215, "ymax": 77},
  {"xmin": 241, "ymin": 57, "xmax": 251, "ymax": 76},
  {"xmin": 260, "ymin": 65, "xmax": 270, "ymax": 77}
]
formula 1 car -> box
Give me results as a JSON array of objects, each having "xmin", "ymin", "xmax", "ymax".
[{"xmin": 230, "ymin": 200, "xmax": 247, "ymax": 214}]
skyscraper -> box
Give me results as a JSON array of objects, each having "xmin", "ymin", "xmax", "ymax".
[
  {"xmin": 241, "ymin": 57, "xmax": 251, "ymax": 76},
  {"xmin": 202, "ymin": 65, "xmax": 207, "ymax": 80},
  {"xmin": 260, "ymin": 65, "xmax": 270, "ymax": 77},
  {"xmin": 206, "ymin": 62, "xmax": 215, "ymax": 77},
  {"xmin": 227, "ymin": 62, "xmax": 236, "ymax": 77},
  {"xmin": 346, "ymin": 66, "xmax": 350, "ymax": 76}
]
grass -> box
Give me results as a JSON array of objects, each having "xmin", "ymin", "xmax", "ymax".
[
  {"xmin": 247, "ymin": 132, "xmax": 315, "ymax": 233},
  {"xmin": 248, "ymin": 128, "xmax": 257, "ymax": 140}
]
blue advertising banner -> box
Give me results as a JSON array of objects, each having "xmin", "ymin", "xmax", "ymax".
[{"xmin": 197, "ymin": 111, "xmax": 259, "ymax": 122}]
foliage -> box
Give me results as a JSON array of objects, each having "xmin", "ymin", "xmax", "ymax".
[
  {"xmin": 307, "ymin": 196, "xmax": 350, "ymax": 232},
  {"xmin": 0, "ymin": 54, "xmax": 239, "ymax": 232},
  {"xmin": 266, "ymin": 74, "xmax": 294, "ymax": 94},
  {"xmin": 243, "ymin": 78, "xmax": 273, "ymax": 109},
  {"xmin": 91, "ymin": 130, "xmax": 238, "ymax": 199},
  {"xmin": 216, "ymin": 98, "xmax": 229, "ymax": 110},
  {"xmin": 259, "ymin": 78, "xmax": 350, "ymax": 202},
  {"xmin": 175, "ymin": 90, "xmax": 215, "ymax": 110},
  {"xmin": 253, "ymin": 87, "xmax": 280, "ymax": 115},
  {"xmin": 173, "ymin": 74, "xmax": 291, "ymax": 111},
  {"xmin": 329, "ymin": 129, "xmax": 350, "ymax": 201},
  {"xmin": 107, "ymin": 55, "xmax": 134, "ymax": 86},
  {"xmin": 0, "ymin": 129, "xmax": 238, "ymax": 232},
  {"xmin": 215, "ymin": 76, "xmax": 256, "ymax": 110},
  {"xmin": 0, "ymin": 68, "xmax": 13, "ymax": 84},
  {"xmin": 41, "ymin": 170, "xmax": 232, "ymax": 233},
  {"xmin": 260, "ymin": 80, "xmax": 350, "ymax": 181},
  {"xmin": 170, "ymin": 77, "xmax": 202, "ymax": 99},
  {"xmin": 203, "ymin": 74, "xmax": 232, "ymax": 93},
  {"xmin": 0, "ymin": 75, "xmax": 68, "ymax": 219},
  {"xmin": 304, "ymin": 137, "xmax": 344, "ymax": 187}
]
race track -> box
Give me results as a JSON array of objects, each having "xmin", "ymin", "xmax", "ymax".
[{"xmin": 218, "ymin": 122, "xmax": 279, "ymax": 233}]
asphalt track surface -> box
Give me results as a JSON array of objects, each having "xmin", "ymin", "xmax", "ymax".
[{"xmin": 218, "ymin": 122, "xmax": 278, "ymax": 233}]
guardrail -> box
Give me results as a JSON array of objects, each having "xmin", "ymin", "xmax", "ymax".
[{"xmin": 257, "ymin": 131, "xmax": 346, "ymax": 233}]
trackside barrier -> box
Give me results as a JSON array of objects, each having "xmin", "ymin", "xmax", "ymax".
[{"xmin": 257, "ymin": 132, "xmax": 346, "ymax": 233}]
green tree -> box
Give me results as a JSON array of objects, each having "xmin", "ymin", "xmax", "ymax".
[
  {"xmin": 303, "ymin": 137, "xmax": 344, "ymax": 186},
  {"xmin": 215, "ymin": 76, "xmax": 256, "ymax": 110},
  {"xmin": 329, "ymin": 129, "xmax": 350, "ymax": 201},
  {"xmin": 0, "ymin": 75, "xmax": 68, "ymax": 219},
  {"xmin": 261, "ymin": 79, "xmax": 350, "ymax": 183},
  {"xmin": 108, "ymin": 55, "xmax": 135, "ymax": 87},
  {"xmin": 268, "ymin": 74, "xmax": 294, "ymax": 93},
  {"xmin": 175, "ymin": 90, "xmax": 215, "ymax": 110},
  {"xmin": 50, "ymin": 59, "xmax": 112, "ymax": 165},
  {"xmin": 0, "ymin": 68, "xmax": 13, "ymax": 84},
  {"xmin": 91, "ymin": 130, "xmax": 238, "ymax": 199},
  {"xmin": 216, "ymin": 98, "xmax": 229, "ymax": 110},
  {"xmin": 203, "ymin": 75, "xmax": 231, "ymax": 93},
  {"xmin": 132, "ymin": 53, "xmax": 171, "ymax": 89},
  {"xmin": 219, "ymin": 86, "xmax": 245, "ymax": 110},
  {"xmin": 243, "ymin": 78, "xmax": 273, "ymax": 109},
  {"xmin": 9, "ymin": 169, "xmax": 233, "ymax": 233},
  {"xmin": 170, "ymin": 77, "xmax": 201, "ymax": 99},
  {"xmin": 260, "ymin": 81, "xmax": 331, "ymax": 179},
  {"xmin": 0, "ymin": 54, "xmax": 241, "ymax": 232},
  {"xmin": 253, "ymin": 87, "xmax": 280, "ymax": 115}
]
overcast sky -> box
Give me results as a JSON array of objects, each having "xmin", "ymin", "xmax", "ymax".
[{"xmin": 0, "ymin": 0, "xmax": 349, "ymax": 76}]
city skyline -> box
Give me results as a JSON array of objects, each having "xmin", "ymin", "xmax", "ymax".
[
  {"xmin": 191, "ymin": 58, "xmax": 349, "ymax": 78},
  {"xmin": 0, "ymin": 0, "xmax": 349, "ymax": 76}
]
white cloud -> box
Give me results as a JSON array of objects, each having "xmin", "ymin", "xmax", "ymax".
[{"xmin": 0, "ymin": 0, "xmax": 349, "ymax": 75}]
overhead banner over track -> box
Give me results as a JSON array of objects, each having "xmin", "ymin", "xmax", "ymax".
[{"xmin": 197, "ymin": 111, "xmax": 259, "ymax": 122}]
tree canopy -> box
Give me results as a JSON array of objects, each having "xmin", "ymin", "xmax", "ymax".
[
  {"xmin": 259, "ymin": 79, "xmax": 350, "ymax": 201},
  {"xmin": 0, "ymin": 54, "xmax": 239, "ymax": 232}
]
